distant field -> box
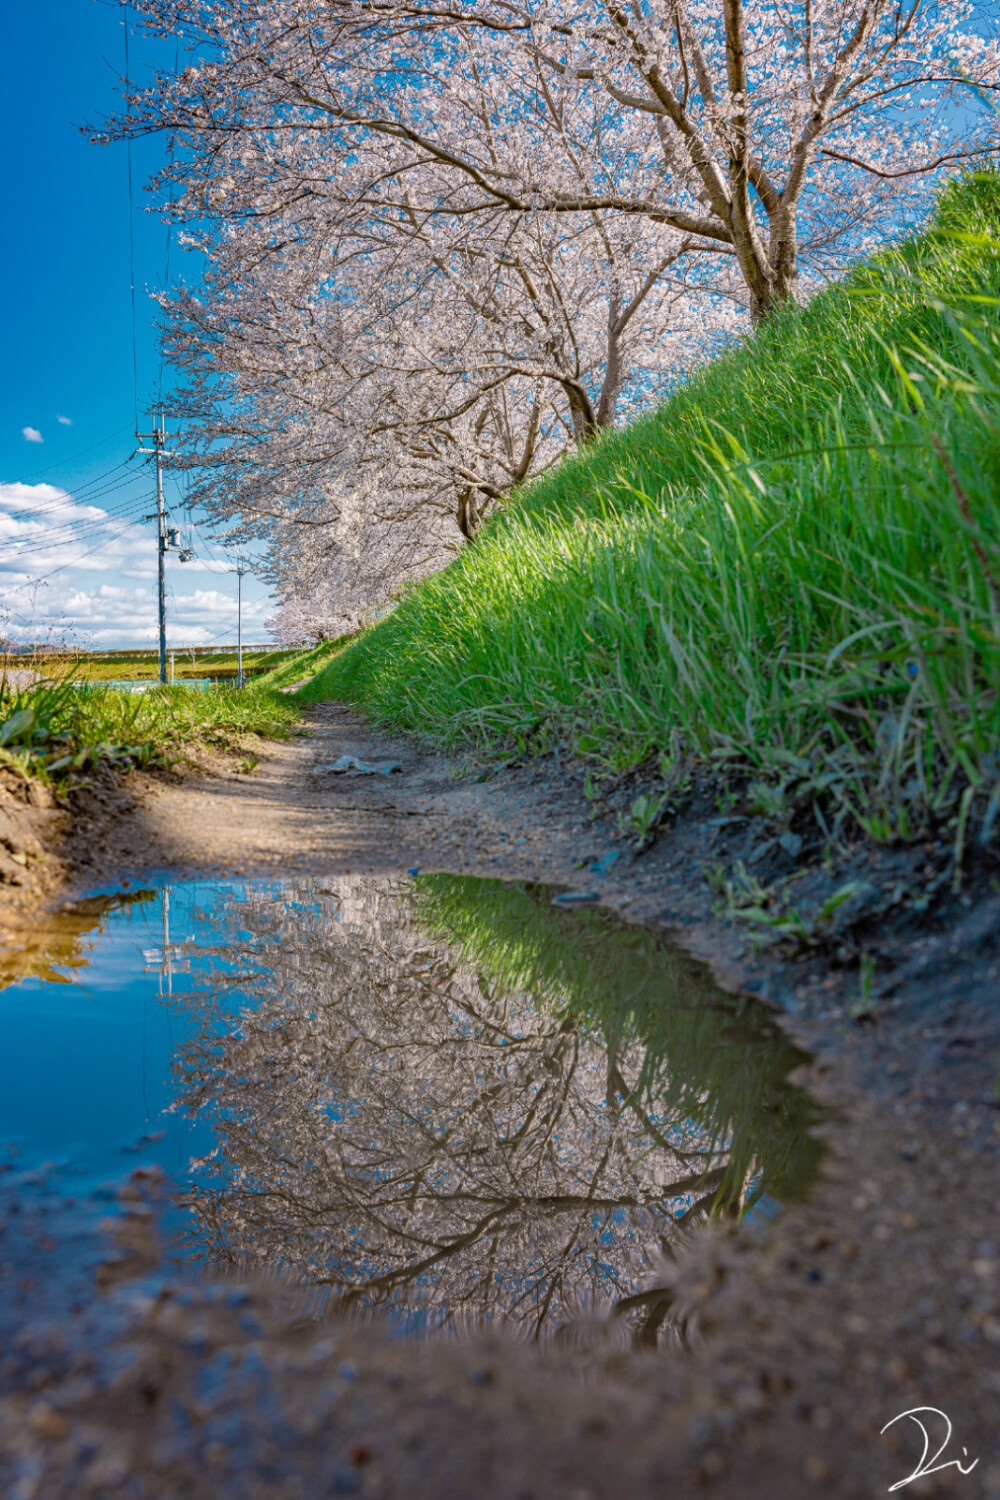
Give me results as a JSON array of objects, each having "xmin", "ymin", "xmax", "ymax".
[{"xmin": 33, "ymin": 647, "xmax": 300, "ymax": 683}]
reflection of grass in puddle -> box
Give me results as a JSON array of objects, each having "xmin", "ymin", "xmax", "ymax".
[{"xmin": 412, "ymin": 874, "xmax": 824, "ymax": 1217}]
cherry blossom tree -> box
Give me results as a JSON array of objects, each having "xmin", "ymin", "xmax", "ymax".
[
  {"xmin": 164, "ymin": 179, "xmax": 738, "ymax": 535},
  {"xmin": 117, "ymin": 0, "xmax": 999, "ymax": 316},
  {"xmin": 153, "ymin": 110, "xmax": 740, "ymax": 617},
  {"xmin": 103, "ymin": 0, "xmax": 997, "ymax": 616}
]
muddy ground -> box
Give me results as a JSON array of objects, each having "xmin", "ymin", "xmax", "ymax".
[{"xmin": 1, "ymin": 704, "xmax": 998, "ymax": 1499}]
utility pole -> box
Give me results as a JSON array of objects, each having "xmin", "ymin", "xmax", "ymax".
[
  {"xmin": 142, "ymin": 886, "xmax": 189, "ymax": 997},
  {"xmin": 136, "ymin": 410, "xmax": 174, "ymax": 684},
  {"xmin": 230, "ymin": 560, "xmax": 249, "ymax": 688},
  {"xmin": 162, "ymin": 888, "xmax": 172, "ymax": 997}
]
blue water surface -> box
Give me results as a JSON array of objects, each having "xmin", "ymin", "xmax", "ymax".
[{"xmin": 0, "ymin": 883, "xmax": 257, "ymax": 1194}]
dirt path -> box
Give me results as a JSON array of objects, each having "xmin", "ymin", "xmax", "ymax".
[
  {"xmin": 71, "ymin": 702, "xmax": 597, "ymax": 884},
  {"xmin": 3, "ymin": 704, "xmax": 999, "ymax": 1499}
]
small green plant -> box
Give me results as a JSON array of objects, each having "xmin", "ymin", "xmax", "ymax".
[
  {"xmin": 728, "ymin": 878, "xmax": 865, "ymax": 950},
  {"xmin": 746, "ymin": 780, "xmax": 790, "ymax": 824},
  {"xmin": 618, "ymin": 791, "xmax": 668, "ymax": 850},
  {"xmin": 721, "ymin": 861, "xmax": 775, "ymax": 914},
  {"xmin": 715, "ymin": 787, "xmax": 739, "ymax": 816},
  {"xmin": 850, "ymin": 951, "xmax": 878, "ymax": 1019},
  {"xmin": 583, "ymin": 768, "xmax": 606, "ymax": 820}
]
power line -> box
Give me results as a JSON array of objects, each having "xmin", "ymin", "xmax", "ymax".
[
  {"xmin": 0, "ymin": 495, "xmax": 153, "ymax": 564},
  {"xmin": 0, "ymin": 465, "xmax": 143, "ymax": 528},
  {"xmin": 1, "ymin": 448, "xmax": 193, "ymax": 537},
  {"xmin": 124, "ymin": 2, "xmax": 139, "ymax": 431},
  {"xmin": 4, "ymin": 531, "xmax": 274, "ymax": 649},
  {"xmin": 8, "ymin": 426, "xmax": 136, "ymax": 484},
  {"xmin": 157, "ymin": 35, "xmax": 180, "ymax": 404},
  {"xmin": 5, "ymin": 435, "xmax": 276, "ymax": 653},
  {"xmin": 1, "ymin": 508, "xmax": 155, "ymax": 593},
  {"xmin": 1, "ymin": 488, "xmax": 154, "ymax": 567},
  {"xmin": 172, "ymin": 474, "xmax": 241, "ymax": 573},
  {"xmin": 0, "ymin": 472, "xmax": 152, "ymax": 546},
  {"xmin": 3, "ymin": 459, "xmax": 137, "ymax": 516},
  {"xmin": 0, "ymin": 480, "xmax": 148, "ymax": 546},
  {"xmin": 184, "ymin": 521, "xmax": 232, "ymax": 572},
  {"xmin": 194, "ymin": 591, "xmax": 273, "ymax": 650}
]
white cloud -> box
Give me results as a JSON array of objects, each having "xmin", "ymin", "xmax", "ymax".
[
  {"xmin": 0, "ymin": 481, "xmax": 273, "ymax": 648},
  {"xmin": 22, "ymin": 427, "xmax": 43, "ymax": 443},
  {"xmin": 40, "ymin": 584, "xmax": 241, "ymax": 648},
  {"xmin": 57, "ymin": 415, "xmax": 73, "ymax": 426},
  {"xmin": 1, "ymin": 480, "xmax": 103, "ymax": 524}
]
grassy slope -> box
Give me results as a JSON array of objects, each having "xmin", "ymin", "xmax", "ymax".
[
  {"xmin": 305, "ymin": 176, "xmax": 1000, "ymax": 842},
  {"xmin": 255, "ymin": 636, "xmax": 351, "ymax": 689}
]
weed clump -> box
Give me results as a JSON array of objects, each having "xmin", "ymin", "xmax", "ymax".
[{"xmin": 0, "ymin": 673, "xmax": 301, "ymax": 787}]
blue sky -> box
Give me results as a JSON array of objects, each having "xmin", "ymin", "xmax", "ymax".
[{"xmin": 0, "ymin": 0, "xmax": 273, "ymax": 650}]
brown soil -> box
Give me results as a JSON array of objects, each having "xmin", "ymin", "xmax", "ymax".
[
  {"xmin": 2, "ymin": 704, "xmax": 999, "ymax": 1499},
  {"xmin": 0, "ymin": 768, "xmax": 70, "ymax": 907}
]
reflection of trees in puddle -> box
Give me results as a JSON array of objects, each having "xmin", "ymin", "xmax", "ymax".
[
  {"xmin": 174, "ymin": 876, "xmax": 822, "ymax": 1344},
  {"xmin": 0, "ymin": 891, "xmax": 156, "ymax": 990}
]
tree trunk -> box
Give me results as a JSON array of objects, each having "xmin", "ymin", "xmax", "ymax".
[
  {"xmin": 767, "ymin": 203, "xmax": 799, "ymax": 309},
  {"xmin": 563, "ymin": 380, "xmax": 601, "ymax": 446},
  {"xmin": 736, "ymin": 205, "xmax": 799, "ymax": 321},
  {"xmin": 596, "ymin": 309, "xmax": 623, "ymax": 430},
  {"xmin": 457, "ymin": 487, "xmax": 482, "ymax": 540}
]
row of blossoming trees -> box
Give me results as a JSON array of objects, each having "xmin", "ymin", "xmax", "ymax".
[{"xmin": 108, "ymin": 0, "xmax": 999, "ymax": 635}]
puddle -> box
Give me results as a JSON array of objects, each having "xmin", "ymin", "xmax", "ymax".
[{"xmin": 0, "ymin": 875, "xmax": 823, "ymax": 1342}]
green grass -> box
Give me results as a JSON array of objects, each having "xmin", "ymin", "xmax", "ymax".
[
  {"xmin": 303, "ymin": 174, "xmax": 1000, "ymax": 847},
  {"xmin": 254, "ymin": 636, "xmax": 351, "ymax": 689},
  {"xmin": 0, "ymin": 674, "xmax": 302, "ymax": 784}
]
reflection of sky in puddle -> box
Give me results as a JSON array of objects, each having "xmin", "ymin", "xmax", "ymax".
[
  {"xmin": 0, "ymin": 884, "xmax": 265, "ymax": 1190},
  {"xmin": 0, "ymin": 876, "xmax": 821, "ymax": 1343}
]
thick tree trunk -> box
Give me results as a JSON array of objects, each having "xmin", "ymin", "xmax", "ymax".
[
  {"xmin": 595, "ymin": 315, "xmax": 623, "ymax": 430},
  {"xmin": 767, "ymin": 204, "xmax": 799, "ymax": 308},
  {"xmin": 563, "ymin": 380, "xmax": 601, "ymax": 446},
  {"xmin": 457, "ymin": 487, "xmax": 482, "ymax": 540},
  {"xmin": 736, "ymin": 205, "xmax": 799, "ymax": 321}
]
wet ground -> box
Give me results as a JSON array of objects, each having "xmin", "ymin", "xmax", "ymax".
[{"xmin": 1, "ymin": 704, "xmax": 999, "ymax": 1498}]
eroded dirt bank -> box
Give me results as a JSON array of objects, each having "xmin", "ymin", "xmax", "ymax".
[{"xmin": 1, "ymin": 704, "xmax": 998, "ymax": 1499}]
